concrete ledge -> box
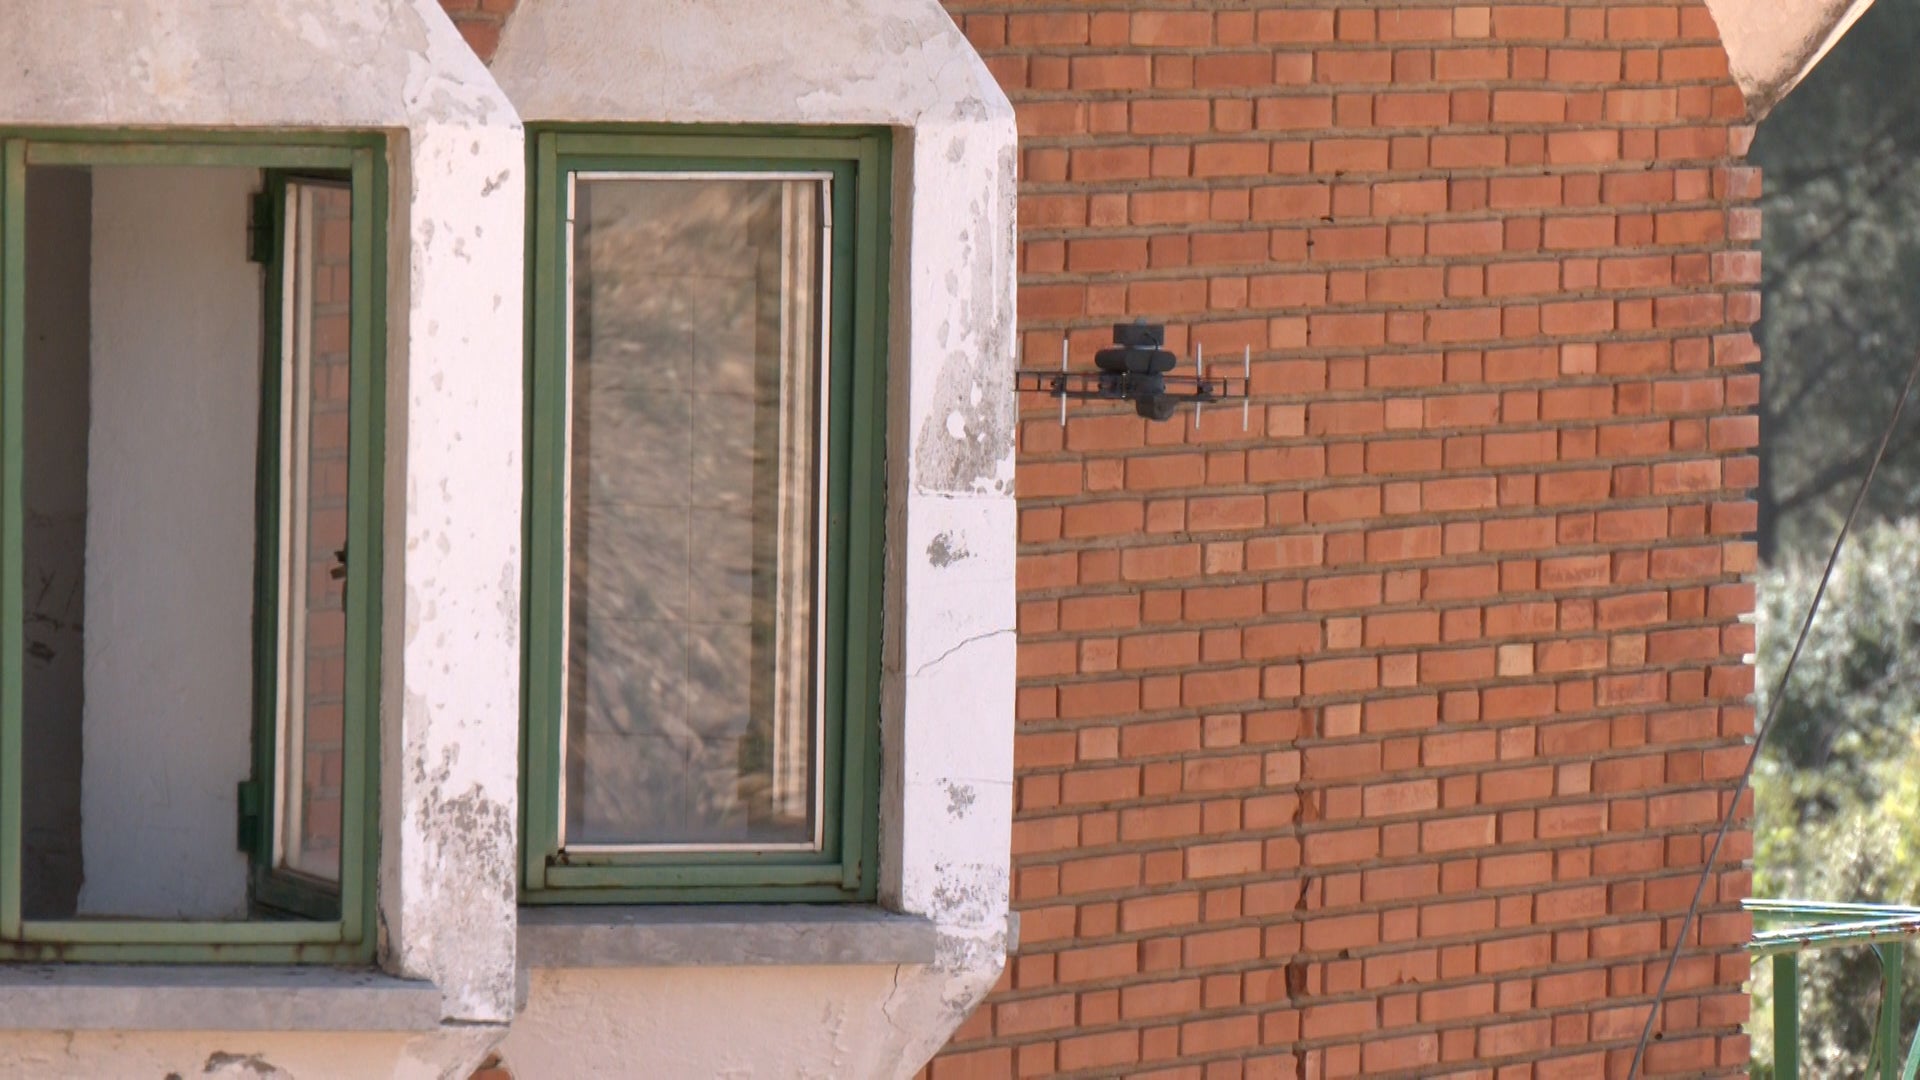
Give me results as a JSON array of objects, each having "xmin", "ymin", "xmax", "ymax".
[
  {"xmin": 0, "ymin": 966, "xmax": 444, "ymax": 1032},
  {"xmin": 517, "ymin": 906, "xmax": 940, "ymax": 969}
]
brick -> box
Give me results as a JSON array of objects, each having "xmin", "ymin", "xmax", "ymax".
[
  {"xmin": 1131, "ymin": 10, "xmax": 1211, "ymax": 46},
  {"xmin": 1058, "ymin": 942, "xmax": 1141, "ymax": 984},
  {"xmin": 1008, "ymin": 13, "xmax": 1089, "ymax": 46},
  {"xmin": 1301, "ymin": 1001, "xmax": 1375, "ymax": 1039},
  {"xmin": 1070, "ymin": 55, "xmax": 1151, "ymax": 91},
  {"xmin": 1057, "ymin": 1030, "xmax": 1141, "ymax": 1071}
]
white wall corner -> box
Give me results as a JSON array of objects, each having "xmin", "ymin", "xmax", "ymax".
[
  {"xmin": 1702, "ymin": 0, "xmax": 1877, "ymax": 117},
  {"xmin": 878, "ymin": 89, "xmax": 1022, "ymax": 1069},
  {"xmin": 384, "ymin": 116, "xmax": 526, "ymax": 1026},
  {"xmin": 381, "ymin": 8, "xmax": 527, "ymax": 1030}
]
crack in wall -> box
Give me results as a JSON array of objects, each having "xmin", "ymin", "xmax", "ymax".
[{"xmin": 910, "ymin": 628, "xmax": 1012, "ymax": 679}]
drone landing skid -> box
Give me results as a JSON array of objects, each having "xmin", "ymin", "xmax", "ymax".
[{"xmin": 1015, "ymin": 371, "xmax": 1248, "ymax": 421}]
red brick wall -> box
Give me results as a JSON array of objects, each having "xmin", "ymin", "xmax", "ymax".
[
  {"xmin": 439, "ymin": 0, "xmax": 515, "ymax": 61},
  {"xmin": 929, "ymin": 2, "xmax": 1760, "ymax": 1076}
]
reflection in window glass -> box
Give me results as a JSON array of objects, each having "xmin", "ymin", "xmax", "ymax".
[{"xmin": 564, "ymin": 175, "xmax": 825, "ymax": 849}]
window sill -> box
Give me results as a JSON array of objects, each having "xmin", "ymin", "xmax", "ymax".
[
  {"xmin": 0, "ymin": 965, "xmax": 443, "ymax": 1032},
  {"xmin": 517, "ymin": 905, "xmax": 940, "ymax": 969}
]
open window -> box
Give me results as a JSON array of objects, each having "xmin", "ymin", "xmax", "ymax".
[
  {"xmin": 0, "ymin": 135, "xmax": 385, "ymax": 962},
  {"xmin": 521, "ymin": 129, "xmax": 889, "ymax": 902},
  {"xmin": 246, "ymin": 172, "xmax": 363, "ymax": 922}
]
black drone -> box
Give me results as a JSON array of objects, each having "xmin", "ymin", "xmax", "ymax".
[{"xmin": 1017, "ymin": 320, "xmax": 1249, "ymax": 424}]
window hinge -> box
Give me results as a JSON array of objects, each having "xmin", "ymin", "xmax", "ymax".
[
  {"xmin": 236, "ymin": 778, "xmax": 264, "ymax": 853},
  {"xmin": 247, "ymin": 189, "xmax": 275, "ymax": 265}
]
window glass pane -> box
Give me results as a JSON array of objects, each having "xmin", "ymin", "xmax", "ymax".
[
  {"xmin": 271, "ymin": 180, "xmax": 352, "ymax": 887},
  {"xmin": 564, "ymin": 174, "xmax": 824, "ymax": 849}
]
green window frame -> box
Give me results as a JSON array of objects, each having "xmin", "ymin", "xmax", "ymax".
[
  {"xmin": 0, "ymin": 131, "xmax": 387, "ymax": 963},
  {"xmin": 521, "ymin": 127, "xmax": 890, "ymax": 903}
]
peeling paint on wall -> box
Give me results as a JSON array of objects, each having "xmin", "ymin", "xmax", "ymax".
[
  {"xmin": 202, "ymin": 1051, "xmax": 289, "ymax": 1079},
  {"xmin": 926, "ymin": 531, "xmax": 971, "ymax": 566},
  {"xmin": 913, "ymin": 350, "xmax": 1016, "ymax": 496}
]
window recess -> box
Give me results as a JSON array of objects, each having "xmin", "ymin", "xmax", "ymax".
[
  {"xmin": 522, "ymin": 129, "xmax": 889, "ymax": 903},
  {"xmin": 0, "ymin": 133, "xmax": 386, "ymax": 963}
]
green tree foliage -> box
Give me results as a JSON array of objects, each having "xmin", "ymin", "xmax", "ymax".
[
  {"xmin": 1748, "ymin": 4, "xmax": 1920, "ymax": 1071},
  {"xmin": 1749, "ymin": 0, "xmax": 1920, "ymax": 562},
  {"xmin": 1750, "ymin": 520, "xmax": 1920, "ymax": 1077}
]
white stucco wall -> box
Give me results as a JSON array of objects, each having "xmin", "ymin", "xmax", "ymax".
[
  {"xmin": 78, "ymin": 166, "xmax": 261, "ymax": 922},
  {"xmin": 1703, "ymin": 0, "xmax": 1877, "ymax": 114},
  {"xmin": 0, "ymin": 1030, "xmax": 499, "ymax": 1080},
  {"xmin": 504, "ymin": 966, "xmax": 959, "ymax": 1077},
  {"xmin": 379, "ymin": 110, "xmax": 526, "ymax": 1027},
  {"xmin": 492, "ymin": 2, "xmax": 1019, "ymax": 1076}
]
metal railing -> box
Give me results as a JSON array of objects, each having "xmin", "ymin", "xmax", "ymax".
[{"xmin": 1748, "ymin": 899, "xmax": 1920, "ymax": 1079}]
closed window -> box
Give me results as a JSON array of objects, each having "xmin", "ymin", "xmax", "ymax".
[{"xmin": 522, "ymin": 130, "xmax": 889, "ymax": 901}]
